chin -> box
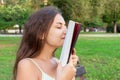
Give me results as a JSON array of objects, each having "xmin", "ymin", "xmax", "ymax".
[
  {"xmin": 55, "ymin": 42, "xmax": 64, "ymax": 48},
  {"xmin": 57, "ymin": 44, "xmax": 63, "ymax": 48}
]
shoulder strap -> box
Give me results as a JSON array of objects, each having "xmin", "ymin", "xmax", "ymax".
[
  {"xmin": 28, "ymin": 58, "xmax": 55, "ymax": 80},
  {"xmin": 28, "ymin": 58, "xmax": 43, "ymax": 72}
]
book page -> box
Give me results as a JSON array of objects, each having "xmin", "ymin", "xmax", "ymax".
[{"xmin": 60, "ymin": 20, "xmax": 75, "ymax": 66}]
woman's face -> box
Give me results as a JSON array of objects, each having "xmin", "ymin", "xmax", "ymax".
[{"xmin": 46, "ymin": 14, "xmax": 67, "ymax": 48}]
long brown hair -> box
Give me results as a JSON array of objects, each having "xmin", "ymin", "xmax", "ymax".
[{"xmin": 13, "ymin": 6, "xmax": 61, "ymax": 80}]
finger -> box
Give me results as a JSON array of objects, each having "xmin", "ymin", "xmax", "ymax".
[
  {"xmin": 69, "ymin": 55, "xmax": 74, "ymax": 64},
  {"xmin": 72, "ymin": 59, "xmax": 78, "ymax": 66},
  {"xmin": 72, "ymin": 61, "xmax": 77, "ymax": 66},
  {"xmin": 70, "ymin": 55, "xmax": 79, "ymax": 66},
  {"xmin": 71, "ymin": 55, "xmax": 78, "ymax": 58},
  {"xmin": 72, "ymin": 48, "xmax": 76, "ymax": 55},
  {"xmin": 71, "ymin": 55, "xmax": 79, "ymax": 61}
]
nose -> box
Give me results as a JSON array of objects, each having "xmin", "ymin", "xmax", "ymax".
[{"xmin": 63, "ymin": 25, "xmax": 67, "ymax": 34}]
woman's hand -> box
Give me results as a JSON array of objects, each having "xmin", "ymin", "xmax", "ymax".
[
  {"xmin": 56, "ymin": 48, "xmax": 78, "ymax": 80},
  {"xmin": 70, "ymin": 48, "xmax": 79, "ymax": 67},
  {"xmin": 56, "ymin": 62, "xmax": 76, "ymax": 80}
]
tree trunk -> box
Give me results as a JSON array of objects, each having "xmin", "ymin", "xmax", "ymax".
[
  {"xmin": 84, "ymin": 27, "xmax": 86, "ymax": 32},
  {"xmin": 19, "ymin": 26, "xmax": 22, "ymax": 34},
  {"xmin": 3, "ymin": 29, "xmax": 7, "ymax": 33},
  {"xmin": 113, "ymin": 21, "xmax": 117, "ymax": 33}
]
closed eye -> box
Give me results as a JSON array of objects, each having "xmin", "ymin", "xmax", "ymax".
[
  {"xmin": 56, "ymin": 23, "xmax": 62, "ymax": 29},
  {"xmin": 56, "ymin": 26, "xmax": 62, "ymax": 29},
  {"xmin": 56, "ymin": 22, "xmax": 66, "ymax": 29}
]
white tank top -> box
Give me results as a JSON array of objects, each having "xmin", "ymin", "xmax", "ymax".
[{"xmin": 28, "ymin": 58, "xmax": 55, "ymax": 80}]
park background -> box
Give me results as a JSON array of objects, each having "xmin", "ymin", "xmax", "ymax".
[{"xmin": 0, "ymin": 0, "xmax": 120, "ymax": 80}]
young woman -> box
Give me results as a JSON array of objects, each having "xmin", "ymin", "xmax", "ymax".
[{"xmin": 13, "ymin": 6, "xmax": 78, "ymax": 80}]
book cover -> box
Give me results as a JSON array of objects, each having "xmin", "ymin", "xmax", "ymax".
[{"xmin": 60, "ymin": 20, "xmax": 81, "ymax": 66}]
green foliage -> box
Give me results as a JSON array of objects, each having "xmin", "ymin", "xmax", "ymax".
[
  {"xmin": 102, "ymin": 0, "xmax": 120, "ymax": 33},
  {"xmin": 52, "ymin": 0, "xmax": 73, "ymax": 22},
  {"xmin": 0, "ymin": 0, "xmax": 120, "ymax": 32},
  {"xmin": 102, "ymin": 0, "xmax": 120, "ymax": 23},
  {"xmin": 4, "ymin": 0, "xmax": 44, "ymax": 9},
  {"xmin": 11, "ymin": 5, "xmax": 31, "ymax": 25},
  {"xmin": 0, "ymin": 5, "xmax": 31, "ymax": 31},
  {"xmin": 84, "ymin": 17, "xmax": 104, "ymax": 28}
]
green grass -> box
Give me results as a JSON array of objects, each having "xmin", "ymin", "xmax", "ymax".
[
  {"xmin": 0, "ymin": 37, "xmax": 21, "ymax": 80},
  {"xmin": 80, "ymin": 32, "xmax": 108, "ymax": 34},
  {"xmin": 75, "ymin": 37, "xmax": 120, "ymax": 80},
  {"xmin": 0, "ymin": 36, "xmax": 120, "ymax": 80}
]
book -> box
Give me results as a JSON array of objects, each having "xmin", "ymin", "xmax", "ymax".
[{"xmin": 60, "ymin": 20, "xmax": 82, "ymax": 66}]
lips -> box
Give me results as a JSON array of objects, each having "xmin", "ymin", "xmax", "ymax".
[
  {"xmin": 62, "ymin": 38, "xmax": 65, "ymax": 39},
  {"xmin": 61, "ymin": 36, "xmax": 65, "ymax": 39}
]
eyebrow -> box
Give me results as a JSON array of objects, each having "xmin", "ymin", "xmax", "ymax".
[
  {"xmin": 56, "ymin": 22, "xmax": 62, "ymax": 25},
  {"xmin": 56, "ymin": 22, "xmax": 65, "ymax": 26}
]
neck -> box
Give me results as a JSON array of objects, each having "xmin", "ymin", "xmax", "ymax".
[{"xmin": 36, "ymin": 44, "xmax": 56, "ymax": 61}]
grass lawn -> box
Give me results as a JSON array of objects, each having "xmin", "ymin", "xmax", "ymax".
[
  {"xmin": 0, "ymin": 36, "xmax": 120, "ymax": 80},
  {"xmin": 0, "ymin": 37, "xmax": 21, "ymax": 80},
  {"xmin": 80, "ymin": 32, "xmax": 106, "ymax": 34}
]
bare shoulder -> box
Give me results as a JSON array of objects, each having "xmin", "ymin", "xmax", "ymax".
[
  {"xmin": 17, "ymin": 58, "xmax": 38, "ymax": 80},
  {"xmin": 18, "ymin": 58, "xmax": 32, "ymax": 69},
  {"xmin": 17, "ymin": 58, "xmax": 38, "ymax": 74}
]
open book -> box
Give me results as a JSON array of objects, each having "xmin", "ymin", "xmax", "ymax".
[{"xmin": 60, "ymin": 20, "xmax": 82, "ymax": 66}]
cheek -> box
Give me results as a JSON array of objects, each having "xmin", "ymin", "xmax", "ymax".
[
  {"xmin": 46, "ymin": 33, "xmax": 64, "ymax": 47},
  {"xmin": 48, "ymin": 34, "xmax": 59, "ymax": 43}
]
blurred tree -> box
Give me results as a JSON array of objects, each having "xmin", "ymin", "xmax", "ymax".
[
  {"xmin": 102, "ymin": 0, "xmax": 120, "ymax": 33},
  {"xmin": 71, "ymin": 0, "xmax": 92, "ymax": 31},
  {"xmin": 51, "ymin": 0, "xmax": 73, "ymax": 22},
  {"xmin": 52, "ymin": 0, "xmax": 105, "ymax": 32},
  {"xmin": 0, "ymin": 6, "xmax": 14, "ymax": 32},
  {"xmin": 1, "ymin": 0, "xmax": 119, "ymax": 33},
  {"xmin": 0, "ymin": 5, "xmax": 30, "ymax": 33}
]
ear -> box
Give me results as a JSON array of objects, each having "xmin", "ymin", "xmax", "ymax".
[
  {"xmin": 39, "ymin": 34, "xmax": 45, "ymax": 40},
  {"xmin": 41, "ymin": 34, "xmax": 45, "ymax": 39}
]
